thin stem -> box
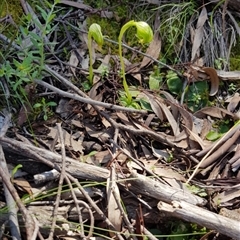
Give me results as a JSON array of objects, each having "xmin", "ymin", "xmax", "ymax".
[
  {"xmin": 88, "ymin": 32, "xmax": 93, "ymax": 85},
  {"xmin": 118, "ymin": 21, "xmax": 135, "ymax": 105}
]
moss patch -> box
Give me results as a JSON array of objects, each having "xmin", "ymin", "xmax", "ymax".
[
  {"xmin": 0, "ymin": 0, "xmax": 23, "ymax": 34},
  {"xmin": 230, "ymin": 37, "xmax": 240, "ymax": 70}
]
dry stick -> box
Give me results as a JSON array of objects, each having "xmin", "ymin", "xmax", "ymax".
[
  {"xmin": 187, "ymin": 120, "xmax": 240, "ymax": 183},
  {"xmin": 47, "ymin": 123, "xmax": 68, "ymax": 240},
  {"xmin": 40, "ymin": 66, "xmax": 147, "ymax": 114},
  {"xmin": 0, "ymin": 135, "xmax": 206, "ymax": 206},
  {"xmin": 51, "ymin": 124, "xmax": 93, "ymax": 239},
  {"xmin": 64, "ymin": 174, "xmax": 125, "ymax": 240},
  {"xmin": 64, "ymin": 177, "xmax": 86, "ymax": 238},
  {"xmin": 157, "ymin": 200, "xmax": 240, "ymax": 240},
  {"xmin": 111, "ymin": 188, "xmax": 137, "ymax": 240},
  {"xmin": 0, "ymin": 113, "xmax": 22, "ymax": 240},
  {"xmin": 0, "ymin": 167, "xmax": 37, "ymax": 240},
  {"xmin": 107, "ymin": 128, "xmax": 124, "ymax": 236},
  {"xmin": 75, "ymin": 200, "xmax": 94, "ymax": 238},
  {"xmin": 0, "ymin": 136, "xmax": 124, "ymax": 240},
  {"xmin": 35, "ymin": 78, "xmax": 146, "ymax": 114},
  {"xmin": 141, "ymin": 226, "xmax": 159, "ymax": 240},
  {"xmin": 0, "ymin": 147, "xmax": 21, "ymax": 240}
]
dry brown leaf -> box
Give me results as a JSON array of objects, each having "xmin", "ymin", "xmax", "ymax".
[
  {"xmin": 212, "ymin": 189, "xmax": 240, "ymax": 207},
  {"xmin": 167, "ymin": 99, "xmax": 194, "ymax": 131},
  {"xmin": 194, "ymin": 107, "xmax": 235, "ymax": 119},
  {"xmin": 183, "ymin": 126, "xmax": 206, "ymax": 149},
  {"xmin": 229, "ymin": 144, "xmax": 240, "ymax": 171},
  {"xmin": 151, "ymin": 144, "xmax": 170, "ymax": 160},
  {"xmin": 198, "ymin": 118, "xmax": 212, "ymax": 139},
  {"xmin": 85, "ymin": 124, "xmax": 112, "ymax": 142},
  {"xmin": 198, "ymin": 129, "xmax": 240, "ymax": 169},
  {"xmin": 203, "ymin": 67, "xmax": 219, "ymax": 96},
  {"xmin": 153, "ymin": 166, "xmax": 186, "ymax": 182},
  {"xmin": 86, "ymin": 150, "xmax": 112, "ymax": 165},
  {"xmin": 47, "ymin": 127, "xmax": 84, "ymax": 153},
  {"xmin": 69, "ymin": 50, "xmax": 79, "ymax": 76},
  {"xmin": 116, "ymin": 111, "xmax": 131, "ymax": 124},
  {"xmin": 160, "ymin": 91, "xmax": 179, "ymax": 119},
  {"xmin": 226, "ymin": 93, "xmax": 240, "ymax": 113},
  {"xmin": 191, "ymin": 6, "xmax": 208, "ymax": 61},
  {"xmin": 88, "ymin": 81, "xmax": 104, "ymax": 113},
  {"xmin": 140, "ymin": 30, "xmax": 161, "ymax": 68},
  {"xmin": 13, "ymin": 178, "xmax": 33, "ymax": 196},
  {"xmin": 101, "ymin": 117, "xmax": 111, "ymax": 128},
  {"xmin": 143, "ymin": 93, "xmax": 180, "ymax": 136}
]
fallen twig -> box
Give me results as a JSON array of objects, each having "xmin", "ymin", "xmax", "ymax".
[{"xmin": 157, "ymin": 200, "xmax": 240, "ymax": 239}]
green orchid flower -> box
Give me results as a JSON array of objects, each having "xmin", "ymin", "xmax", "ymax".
[
  {"xmin": 88, "ymin": 23, "xmax": 103, "ymax": 85},
  {"xmin": 135, "ymin": 21, "xmax": 153, "ymax": 44},
  {"xmin": 118, "ymin": 20, "xmax": 153, "ymax": 105}
]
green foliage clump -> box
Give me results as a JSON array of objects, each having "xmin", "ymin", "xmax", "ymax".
[
  {"xmin": 229, "ymin": 37, "xmax": 240, "ymax": 70},
  {"xmin": 157, "ymin": 1, "xmax": 196, "ymax": 63},
  {"xmin": 0, "ymin": 0, "xmax": 59, "ymax": 122}
]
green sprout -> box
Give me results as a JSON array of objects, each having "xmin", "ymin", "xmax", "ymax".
[
  {"xmin": 118, "ymin": 20, "xmax": 153, "ymax": 105},
  {"xmin": 87, "ymin": 23, "xmax": 104, "ymax": 85}
]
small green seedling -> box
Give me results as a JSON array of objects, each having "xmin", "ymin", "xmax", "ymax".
[
  {"xmin": 33, "ymin": 98, "xmax": 57, "ymax": 120},
  {"xmin": 87, "ymin": 23, "xmax": 104, "ymax": 85},
  {"xmin": 118, "ymin": 20, "xmax": 153, "ymax": 106},
  {"xmin": 11, "ymin": 164, "xmax": 23, "ymax": 182}
]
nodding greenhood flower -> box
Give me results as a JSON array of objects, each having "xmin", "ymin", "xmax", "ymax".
[
  {"xmin": 134, "ymin": 21, "xmax": 153, "ymax": 44},
  {"xmin": 118, "ymin": 20, "xmax": 153, "ymax": 105},
  {"xmin": 89, "ymin": 23, "xmax": 103, "ymax": 48},
  {"xmin": 88, "ymin": 23, "xmax": 104, "ymax": 85}
]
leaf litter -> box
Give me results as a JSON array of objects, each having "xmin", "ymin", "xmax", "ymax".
[{"xmin": 0, "ymin": 1, "xmax": 240, "ymax": 239}]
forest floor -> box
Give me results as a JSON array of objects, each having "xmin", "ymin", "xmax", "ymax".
[{"xmin": 0, "ymin": 0, "xmax": 240, "ymax": 239}]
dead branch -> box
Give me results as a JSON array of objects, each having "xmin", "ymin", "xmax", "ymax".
[
  {"xmin": 0, "ymin": 136, "xmax": 206, "ymax": 206},
  {"xmin": 157, "ymin": 200, "xmax": 240, "ymax": 239}
]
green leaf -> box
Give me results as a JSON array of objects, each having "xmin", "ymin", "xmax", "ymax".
[
  {"xmin": 149, "ymin": 73, "xmax": 162, "ymax": 90},
  {"xmin": 36, "ymin": 5, "xmax": 48, "ymax": 21},
  {"xmin": 47, "ymin": 13, "xmax": 56, "ymax": 23},
  {"xmin": 139, "ymin": 98, "xmax": 152, "ymax": 111},
  {"xmin": 82, "ymin": 81, "xmax": 92, "ymax": 91},
  {"xmin": 47, "ymin": 101, "xmax": 57, "ymax": 107},
  {"xmin": 33, "ymin": 103, "xmax": 42, "ymax": 108},
  {"xmin": 43, "ymin": 114, "xmax": 48, "ymax": 121},
  {"xmin": 186, "ymin": 81, "xmax": 208, "ymax": 111},
  {"xmin": 166, "ymin": 73, "xmax": 182, "ymax": 95},
  {"xmin": 88, "ymin": 151, "xmax": 97, "ymax": 157},
  {"xmin": 206, "ymin": 131, "xmax": 222, "ymax": 141},
  {"xmin": 28, "ymin": 32, "xmax": 42, "ymax": 42},
  {"xmin": 0, "ymin": 68, "xmax": 5, "ymax": 77},
  {"xmin": 11, "ymin": 164, "xmax": 23, "ymax": 180}
]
